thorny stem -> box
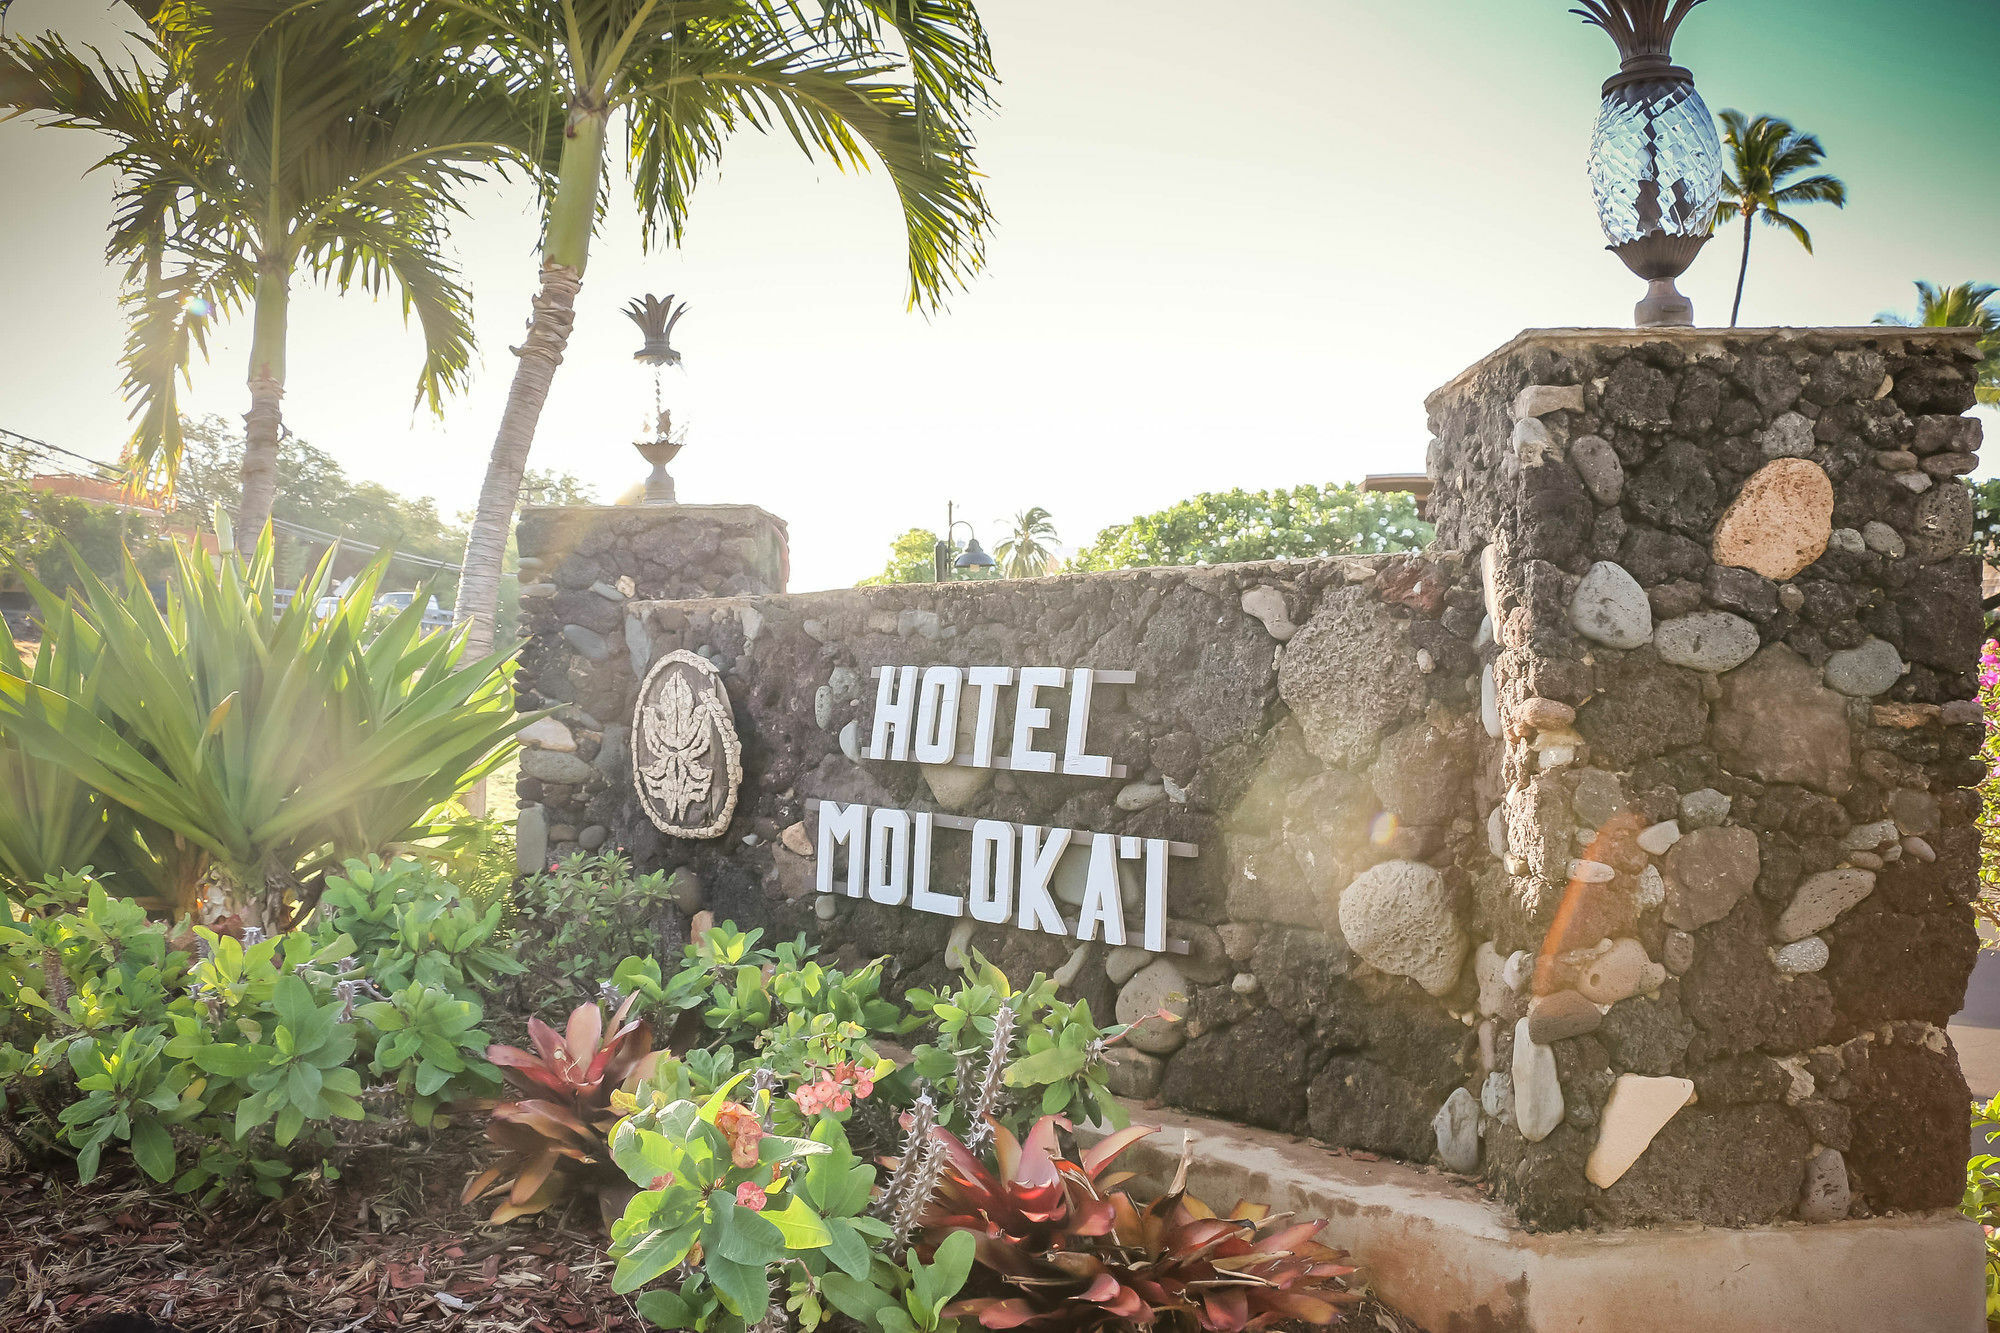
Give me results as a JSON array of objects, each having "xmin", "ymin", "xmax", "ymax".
[
  {"xmin": 876, "ymin": 1086, "xmax": 941, "ymax": 1261},
  {"xmin": 963, "ymin": 1000, "xmax": 1016, "ymax": 1156}
]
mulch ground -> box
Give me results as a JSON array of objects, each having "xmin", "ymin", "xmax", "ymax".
[
  {"xmin": 0, "ymin": 1128, "xmax": 648, "ymax": 1333},
  {"xmin": 0, "ymin": 1129, "xmax": 1426, "ymax": 1333}
]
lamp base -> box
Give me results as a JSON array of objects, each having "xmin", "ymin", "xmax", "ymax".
[
  {"xmin": 1635, "ymin": 277, "xmax": 1694, "ymax": 327},
  {"xmin": 644, "ymin": 463, "xmax": 677, "ymax": 506}
]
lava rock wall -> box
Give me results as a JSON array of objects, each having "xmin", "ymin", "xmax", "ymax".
[
  {"xmin": 1427, "ymin": 327, "xmax": 1986, "ymax": 1227},
  {"xmin": 511, "ymin": 326, "xmax": 1987, "ymax": 1232}
]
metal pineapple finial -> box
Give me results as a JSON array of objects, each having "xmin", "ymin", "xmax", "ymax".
[{"xmin": 624, "ymin": 295, "xmax": 689, "ymax": 504}]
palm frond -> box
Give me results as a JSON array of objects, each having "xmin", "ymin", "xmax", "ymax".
[
  {"xmin": 629, "ymin": 5, "xmax": 990, "ymax": 309},
  {"xmin": 1771, "ymin": 172, "xmax": 1845, "ymax": 207},
  {"xmin": 1760, "ymin": 207, "xmax": 1813, "ymax": 254}
]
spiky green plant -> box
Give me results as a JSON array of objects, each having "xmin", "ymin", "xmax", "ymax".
[
  {"xmin": 0, "ymin": 522, "xmax": 525, "ymax": 925},
  {"xmin": 0, "ymin": 602, "xmax": 190, "ymax": 908}
]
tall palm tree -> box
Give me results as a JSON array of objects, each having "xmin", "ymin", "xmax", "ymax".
[
  {"xmin": 995, "ymin": 506, "xmax": 1058, "ymax": 579},
  {"xmin": 373, "ymin": 0, "xmax": 995, "ymax": 655},
  {"xmin": 1715, "ymin": 110, "xmax": 1847, "ymax": 327},
  {"xmin": 1875, "ymin": 281, "xmax": 2000, "ymax": 406},
  {"xmin": 1, "ymin": 3, "xmax": 530, "ymax": 533}
]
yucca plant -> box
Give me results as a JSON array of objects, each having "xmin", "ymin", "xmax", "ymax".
[
  {"xmin": 0, "ymin": 522, "xmax": 525, "ymax": 925},
  {"xmin": 0, "ymin": 606, "xmax": 199, "ymax": 910},
  {"xmin": 463, "ymin": 994, "xmax": 660, "ymax": 1225},
  {"xmin": 926, "ymin": 1117, "xmax": 1358, "ymax": 1332}
]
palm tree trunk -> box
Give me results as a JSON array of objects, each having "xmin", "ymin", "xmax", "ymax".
[
  {"xmin": 454, "ymin": 104, "xmax": 606, "ymax": 658},
  {"xmin": 236, "ymin": 266, "xmax": 289, "ymax": 536},
  {"xmin": 1729, "ymin": 208, "xmax": 1755, "ymax": 328},
  {"xmin": 454, "ymin": 261, "xmax": 584, "ymax": 656}
]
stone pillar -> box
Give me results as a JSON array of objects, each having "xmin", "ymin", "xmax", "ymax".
[
  {"xmin": 511, "ymin": 504, "xmax": 789, "ymax": 867},
  {"xmin": 1425, "ymin": 327, "xmax": 1987, "ymax": 1228}
]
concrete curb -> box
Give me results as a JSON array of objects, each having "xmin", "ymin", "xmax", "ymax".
[{"xmin": 1088, "ymin": 1103, "xmax": 1984, "ymax": 1333}]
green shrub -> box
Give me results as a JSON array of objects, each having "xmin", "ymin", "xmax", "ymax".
[
  {"xmin": 0, "ymin": 522, "xmax": 525, "ymax": 923},
  {"xmin": 512, "ymin": 851, "xmax": 680, "ymax": 1010},
  {"xmin": 1964, "ymin": 1093, "xmax": 2000, "ymax": 1321},
  {"xmin": 0, "ymin": 858, "xmax": 505, "ymax": 1196},
  {"xmin": 904, "ymin": 955, "xmax": 1130, "ymax": 1133}
]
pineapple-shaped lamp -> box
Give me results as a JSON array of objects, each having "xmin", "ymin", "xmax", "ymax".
[
  {"xmin": 625, "ymin": 294, "xmax": 688, "ymax": 504},
  {"xmin": 1576, "ymin": 0, "xmax": 1723, "ymax": 327}
]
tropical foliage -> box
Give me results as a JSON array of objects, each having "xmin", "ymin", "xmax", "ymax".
[
  {"xmin": 510, "ymin": 851, "xmax": 684, "ymax": 1012},
  {"xmin": 0, "ymin": 525, "xmax": 524, "ymax": 922},
  {"xmin": 464, "ymin": 992, "xmax": 661, "ymax": 1226},
  {"xmin": 924, "ymin": 1117, "xmax": 1357, "ymax": 1333},
  {"xmin": 1876, "ymin": 280, "xmax": 2000, "ymax": 406},
  {"xmin": 1069, "ymin": 484, "xmax": 1430, "ymax": 572},
  {"xmin": 0, "ymin": 859, "xmax": 509, "ymax": 1199},
  {"xmin": 1966, "ymin": 1090, "xmax": 2000, "ymax": 1321},
  {"xmin": 861, "ymin": 529, "xmax": 945, "ymax": 587},
  {"xmin": 995, "ymin": 508, "xmax": 1060, "ymax": 579},
  {"xmin": 369, "ymin": 0, "xmax": 998, "ymax": 654},
  {"xmin": 0, "ymin": 2, "xmax": 531, "ymax": 531},
  {"xmin": 1715, "ymin": 110, "xmax": 1847, "ymax": 327}
]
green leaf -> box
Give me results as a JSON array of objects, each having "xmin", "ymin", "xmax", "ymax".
[
  {"xmin": 613, "ymin": 1219, "xmax": 702, "ymax": 1295},
  {"xmin": 1003, "ymin": 1045, "xmax": 1088, "ymax": 1087},
  {"xmin": 821, "ymin": 1217, "xmax": 872, "ymax": 1280},
  {"xmin": 193, "ymin": 1043, "xmax": 268, "ymax": 1077},
  {"xmin": 636, "ymin": 1289, "xmax": 700, "ymax": 1330},
  {"xmin": 712, "ymin": 1191, "xmax": 787, "ymax": 1266},
  {"xmin": 821, "ymin": 1272, "xmax": 896, "ymax": 1328},
  {"xmin": 759, "ymin": 1194, "xmax": 830, "ymax": 1250},
  {"xmin": 917, "ymin": 1229, "xmax": 975, "ymax": 1319},
  {"xmin": 706, "ymin": 1253, "xmax": 771, "ymax": 1322},
  {"xmin": 129, "ymin": 1117, "xmax": 175, "ymax": 1182}
]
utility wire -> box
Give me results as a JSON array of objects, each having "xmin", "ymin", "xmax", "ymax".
[{"xmin": 2, "ymin": 424, "xmax": 462, "ymax": 574}]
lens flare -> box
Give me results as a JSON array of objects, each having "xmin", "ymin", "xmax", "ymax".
[
  {"xmin": 1368, "ymin": 812, "xmax": 1399, "ymax": 847},
  {"xmin": 183, "ymin": 296, "xmax": 213, "ymax": 317}
]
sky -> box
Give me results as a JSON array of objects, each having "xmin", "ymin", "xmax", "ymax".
[{"xmin": 2, "ymin": 0, "xmax": 1996, "ymax": 592}]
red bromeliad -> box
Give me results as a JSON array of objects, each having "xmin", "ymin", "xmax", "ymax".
[
  {"xmin": 923, "ymin": 1116, "xmax": 1357, "ymax": 1332},
  {"xmin": 462, "ymin": 994, "xmax": 659, "ymax": 1225}
]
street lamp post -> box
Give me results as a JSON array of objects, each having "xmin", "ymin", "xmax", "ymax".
[
  {"xmin": 1575, "ymin": 0, "xmax": 1724, "ymax": 327},
  {"xmin": 933, "ymin": 501, "xmax": 995, "ymax": 581}
]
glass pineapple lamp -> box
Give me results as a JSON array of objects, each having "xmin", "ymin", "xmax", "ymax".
[{"xmin": 1576, "ymin": 0, "xmax": 1723, "ymax": 326}]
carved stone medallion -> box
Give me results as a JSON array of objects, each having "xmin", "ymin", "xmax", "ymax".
[{"xmin": 631, "ymin": 649, "xmax": 741, "ymax": 838}]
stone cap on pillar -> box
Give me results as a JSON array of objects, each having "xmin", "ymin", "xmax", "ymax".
[
  {"xmin": 516, "ymin": 502, "xmax": 790, "ymax": 601},
  {"xmin": 1427, "ymin": 325, "xmax": 1981, "ymax": 413}
]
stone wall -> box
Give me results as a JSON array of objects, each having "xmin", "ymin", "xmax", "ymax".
[
  {"xmin": 1427, "ymin": 326, "xmax": 1986, "ymax": 1227},
  {"xmin": 512, "ymin": 504, "xmax": 788, "ymax": 867},
  {"xmin": 510, "ymin": 326, "xmax": 1988, "ymax": 1233}
]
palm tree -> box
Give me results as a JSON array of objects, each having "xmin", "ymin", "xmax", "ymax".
[
  {"xmin": 995, "ymin": 506, "xmax": 1058, "ymax": 579},
  {"xmin": 1715, "ymin": 110, "xmax": 1847, "ymax": 327},
  {"xmin": 1, "ymin": 4, "xmax": 529, "ymax": 533},
  {"xmin": 1875, "ymin": 281, "xmax": 2000, "ymax": 406},
  {"xmin": 376, "ymin": 0, "xmax": 996, "ymax": 655}
]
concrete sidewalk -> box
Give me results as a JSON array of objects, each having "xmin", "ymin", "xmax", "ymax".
[{"xmin": 1953, "ymin": 940, "xmax": 2000, "ymax": 1099}]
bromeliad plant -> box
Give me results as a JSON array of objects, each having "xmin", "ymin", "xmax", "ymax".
[
  {"xmin": 924, "ymin": 1118, "xmax": 1358, "ymax": 1333},
  {"xmin": 463, "ymin": 994, "xmax": 661, "ymax": 1225},
  {"xmin": 0, "ymin": 523, "xmax": 526, "ymax": 925}
]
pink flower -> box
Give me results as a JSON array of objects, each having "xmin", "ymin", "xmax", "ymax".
[{"xmin": 736, "ymin": 1181, "xmax": 768, "ymax": 1210}]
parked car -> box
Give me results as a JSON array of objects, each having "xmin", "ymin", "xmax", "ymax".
[{"xmin": 375, "ymin": 589, "xmax": 454, "ymax": 630}]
